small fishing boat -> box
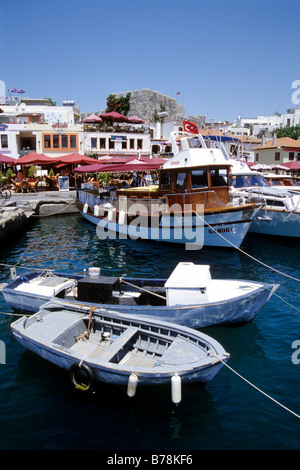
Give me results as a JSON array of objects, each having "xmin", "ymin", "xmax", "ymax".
[
  {"xmin": 1, "ymin": 262, "xmax": 279, "ymax": 328},
  {"xmin": 10, "ymin": 300, "xmax": 230, "ymax": 403}
]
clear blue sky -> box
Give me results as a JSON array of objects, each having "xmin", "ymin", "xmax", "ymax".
[{"xmin": 1, "ymin": 0, "xmax": 299, "ymax": 123}]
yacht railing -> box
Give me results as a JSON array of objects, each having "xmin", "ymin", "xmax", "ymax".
[{"xmin": 236, "ymin": 186, "xmax": 289, "ymax": 209}]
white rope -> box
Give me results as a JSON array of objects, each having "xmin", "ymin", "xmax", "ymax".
[
  {"xmin": 31, "ymin": 199, "xmax": 76, "ymax": 217},
  {"xmin": 0, "ymin": 311, "xmax": 30, "ymax": 317},
  {"xmin": 272, "ymin": 290, "xmax": 300, "ymax": 313},
  {"xmin": 0, "ymin": 262, "xmax": 52, "ymax": 272},
  {"xmin": 211, "ymin": 352, "xmax": 300, "ymax": 420},
  {"xmin": 193, "ymin": 211, "xmax": 300, "ymax": 283}
]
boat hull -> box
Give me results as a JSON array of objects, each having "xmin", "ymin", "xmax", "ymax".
[
  {"xmin": 3, "ymin": 275, "xmax": 278, "ymax": 328},
  {"xmin": 77, "ymin": 206, "xmax": 257, "ymax": 249},
  {"xmin": 11, "ymin": 333, "xmax": 225, "ymax": 386},
  {"xmin": 250, "ymin": 208, "xmax": 300, "ymax": 237},
  {"xmin": 11, "ymin": 305, "xmax": 229, "ymax": 388}
]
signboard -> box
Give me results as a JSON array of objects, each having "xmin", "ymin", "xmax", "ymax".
[
  {"xmin": 110, "ymin": 135, "xmax": 127, "ymax": 141},
  {"xmin": 58, "ymin": 176, "xmax": 69, "ymax": 191}
]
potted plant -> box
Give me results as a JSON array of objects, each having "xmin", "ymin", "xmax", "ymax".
[
  {"xmin": 28, "ymin": 166, "xmax": 37, "ymax": 180},
  {"xmin": 5, "ymin": 168, "xmax": 16, "ymax": 187}
]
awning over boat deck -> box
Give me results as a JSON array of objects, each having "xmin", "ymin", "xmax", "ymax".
[{"xmin": 74, "ymin": 160, "xmax": 165, "ymax": 173}]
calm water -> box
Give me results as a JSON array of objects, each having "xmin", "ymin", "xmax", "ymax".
[{"xmin": 0, "ymin": 214, "xmax": 300, "ymax": 450}]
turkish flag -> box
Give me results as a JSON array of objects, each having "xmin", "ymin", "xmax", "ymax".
[{"xmin": 183, "ymin": 120, "xmax": 199, "ymax": 134}]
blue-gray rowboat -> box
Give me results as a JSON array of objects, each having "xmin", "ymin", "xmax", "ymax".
[{"xmin": 10, "ymin": 299, "xmax": 230, "ymax": 402}]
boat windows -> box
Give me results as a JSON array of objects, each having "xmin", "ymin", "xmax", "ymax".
[
  {"xmin": 268, "ymin": 179, "xmax": 282, "ymax": 186},
  {"xmin": 176, "ymin": 172, "xmax": 187, "ymax": 189},
  {"xmin": 160, "ymin": 172, "xmax": 172, "ymax": 190},
  {"xmin": 191, "ymin": 170, "xmax": 208, "ymax": 188},
  {"xmin": 210, "ymin": 169, "xmax": 227, "ymax": 186},
  {"xmin": 188, "ymin": 137, "xmax": 202, "ymax": 149},
  {"xmin": 232, "ymin": 175, "xmax": 269, "ymax": 188}
]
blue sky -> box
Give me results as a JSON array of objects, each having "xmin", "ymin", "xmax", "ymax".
[{"xmin": 1, "ymin": 0, "xmax": 299, "ymax": 123}]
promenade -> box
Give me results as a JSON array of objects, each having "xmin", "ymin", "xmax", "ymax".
[{"xmin": 0, "ymin": 190, "xmax": 77, "ymax": 242}]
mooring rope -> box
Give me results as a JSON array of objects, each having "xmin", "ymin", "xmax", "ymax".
[
  {"xmin": 30, "ymin": 199, "xmax": 76, "ymax": 217},
  {"xmin": 0, "ymin": 311, "xmax": 30, "ymax": 317},
  {"xmin": 210, "ymin": 351, "xmax": 300, "ymax": 420},
  {"xmin": 193, "ymin": 211, "xmax": 300, "ymax": 283},
  {"xmin": 272, "ymin": 290, "xmax": 300, "ymax": 313}
]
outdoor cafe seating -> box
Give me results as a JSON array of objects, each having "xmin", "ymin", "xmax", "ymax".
[{"xmin": 11, "ymin": 177, "xmax": 40, "ymax": 193}]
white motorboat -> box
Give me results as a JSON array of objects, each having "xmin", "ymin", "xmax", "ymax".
[
  {"xmin": 203, "ymin": 136, "xmax": 300, "ymax": 238},
  {"xmin": 1, "ymin": 262, "xmax": 278, "ymax": 328},
  {"xmin": 230, "ymin": 161, "xmax": 300, "ymax": 237}
]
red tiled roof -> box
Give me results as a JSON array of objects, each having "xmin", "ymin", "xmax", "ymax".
[{"xmin": 253, "ymin": 137, "xmax": 300, "ymax": 150}]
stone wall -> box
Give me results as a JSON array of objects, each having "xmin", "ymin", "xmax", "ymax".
[{"xmin": 116, "ymin": 89, "xmax": 185, "ymax": 122}]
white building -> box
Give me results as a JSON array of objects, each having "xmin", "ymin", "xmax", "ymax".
[{"xmin": 231, "ymin": 109, "xmax": 300, "ymax": 137}]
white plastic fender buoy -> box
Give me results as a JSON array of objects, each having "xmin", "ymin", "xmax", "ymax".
[
  {"xmin": 83, "ymin": 203, "xmax": 88, "ymax": 214},
  {"xmin": 127, "ymin": 373, "xmax": 138, "ymax": 397},
  {"xmin": 119, "ymin": 210, "xmax": 126, "ymax": 225},
  {"xmin": 171, "ymin": 373, "xmax": 181, "ymax": 404},
  {"xmin": 10, "ymin": 267, "xmax": 17, "ymax": 280},
  {"xmin": 108, "ymin": 209, "xmax": 113, "ymax": 222},
  {"xmin": 94, "ymin": 205, "xmax": 99, "ymax": 217}
]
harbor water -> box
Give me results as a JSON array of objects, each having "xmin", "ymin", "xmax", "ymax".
[{"xmin": 0, "ymin": 213, "xmax": 299, "ymax": 450}]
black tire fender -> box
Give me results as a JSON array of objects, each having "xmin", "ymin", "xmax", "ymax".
[{"xmin": 69, "ymin": 362, "xmax": 95, "ymax": 392}]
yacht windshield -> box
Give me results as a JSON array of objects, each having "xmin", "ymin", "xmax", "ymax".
[
  {"xmin": 188, "ymin": 137, "xmax": 202, "ymax": 148},
  {"xmin": 232, "ymin": 174, "xmax": 269, "ymax": 188}
]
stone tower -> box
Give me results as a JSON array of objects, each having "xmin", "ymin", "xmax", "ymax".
[{"xmin": 116, "ymin": 89, "xmax": 185, "ymax": 121}]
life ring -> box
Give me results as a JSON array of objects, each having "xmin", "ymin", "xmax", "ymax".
[{"xmin": 69, "ymin": 362, "xmax": 95, "ymax": 392}]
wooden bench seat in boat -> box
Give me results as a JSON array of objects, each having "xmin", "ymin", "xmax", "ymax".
[
  {"xmin": 88, "ymin": 326, "xmax": 138, "ymax": 361},
  {"xmin": 160, "ymin": 336, "xmax": 207, "ymax": 365}
]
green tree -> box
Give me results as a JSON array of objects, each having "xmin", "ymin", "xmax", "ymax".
[
  {"xmin": 272, "ymin": 125, "xmax": 300, "ymax": 140},
  {"xmin": 45, "ymin": 98, "xmax": 56, "ymax": 106},
  {"xmin": 106, "ymin": 93, "xmax": 131, "ymax": 115},
  {"xmin": 151, "ymin": 104, "xmax": 166, "ymax": 123}
]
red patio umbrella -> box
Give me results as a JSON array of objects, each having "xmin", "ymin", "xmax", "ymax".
[
  {"xmin": 54, "ymin": 153, "xmax": 98, "ymax": 165},
  {"xmin": 15, "ymin": 152, "xmax": 54, "ymax": 165},
  {"xmin": 127, "ymin": 115, "xmax": 145, "ymax": 124},
  {"xmin": 74, "ymin": 163, "xmax": 107, "ymax": 173},
  {"xmin": 82, "ymin": 114, "xmax": 102, "ymax": 123},
  {"xmin": 100, "ymin": 162, "xmax": 164, "ymax": 172},
  {"xmin": 282, "ymin": 161, "xmax": 300, "ymax": 170},
  {"xmin": 100, "ymin": 111, "xmax": 128, "ymax": 122},
  {"xmin": 0, "ymin": 154, "xmax": 17, "ymax": 165}
]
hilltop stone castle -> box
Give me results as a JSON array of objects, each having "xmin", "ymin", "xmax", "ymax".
[
  {"xmin": 114, "ymin": 89, "xmax": 205, "ymax": 129},
  {"xmin": 116, "ymin": 89, "xmax": 184, "ymax": 121}
]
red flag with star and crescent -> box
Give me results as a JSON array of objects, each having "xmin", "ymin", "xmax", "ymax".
[{"xmin": 183, "ymin": 120, "xmax": 199, "ymax": 134}]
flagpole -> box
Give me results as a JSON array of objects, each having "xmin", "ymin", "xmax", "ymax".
[{"xmin": 176, "ymin": 91, "xmax": 183, "ymax": 108}]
